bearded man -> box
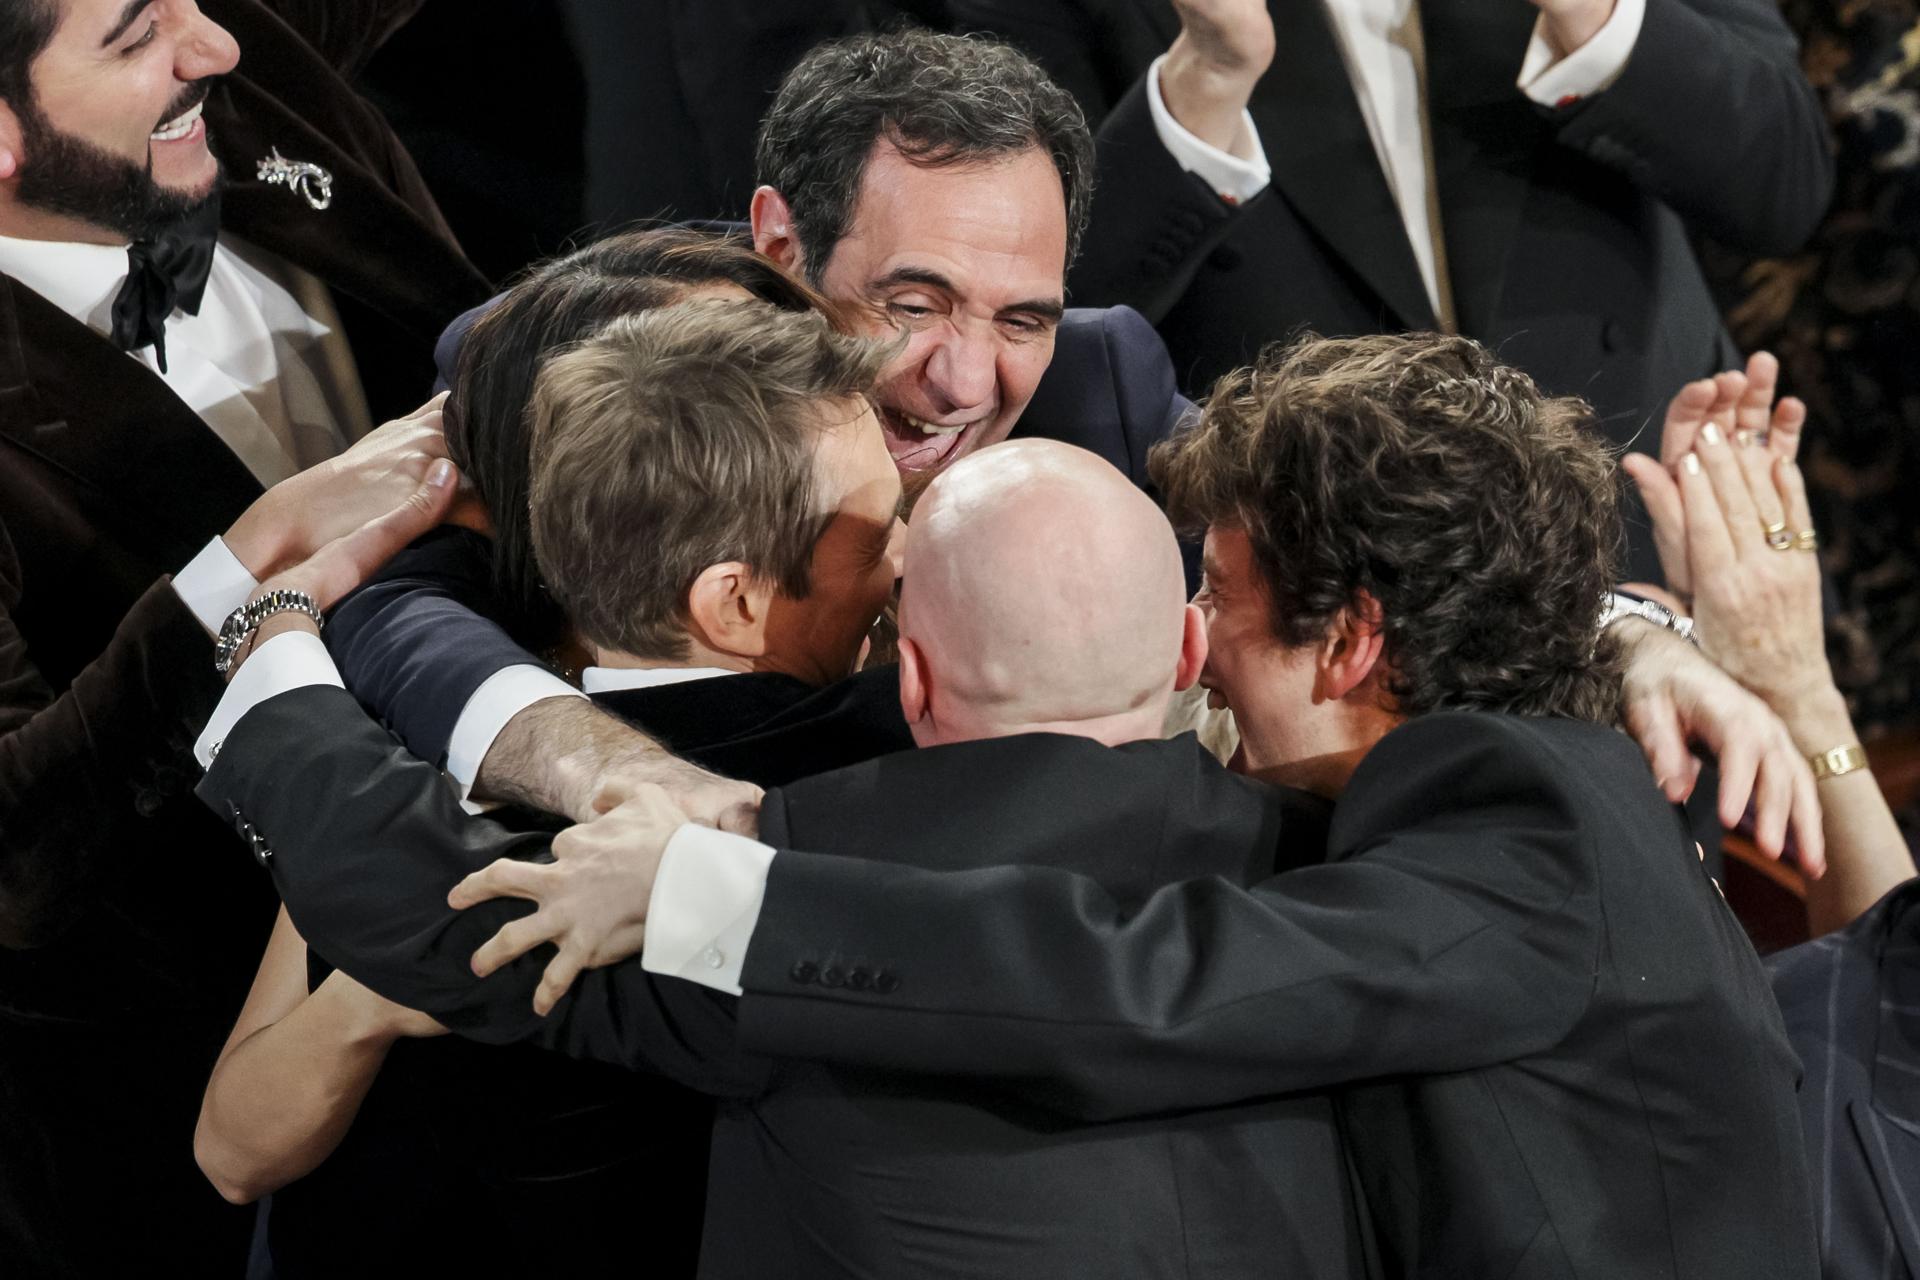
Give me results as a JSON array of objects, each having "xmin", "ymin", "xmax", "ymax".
[{"xmin": 0, "ymin": 0, "xmax": 488, "ymax": 1272}]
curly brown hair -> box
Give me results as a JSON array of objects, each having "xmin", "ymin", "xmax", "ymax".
[{"xmin": 1151, "ymin": 333, "xmax": 1625, "ymax": 724}]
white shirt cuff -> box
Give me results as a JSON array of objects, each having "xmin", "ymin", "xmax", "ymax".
[
  {"xmin": 173, "ymin": 538, "xmax": 261, "ymax": 636},
  {"xmin": 1518, "ymin": 0, "xmax": 1646, "ymax": 105},
  {"xmin": 640, "ymin": 825, "xmax": 776, "ymax": 997},
  {"xmin": 1146, "ymin": 53, "xmax": 1271, "ymax": 204},
  {"xmin": 195, "ymin": 630, "xmax": 343, "ymax": 768},
  {"xmin": 444, "ymin": 665, "xmax": 587, "ymax": 805}
]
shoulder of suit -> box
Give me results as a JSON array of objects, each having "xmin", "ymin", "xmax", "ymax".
[{"xmin": 1345, "ymin": 711, "xmax": 1647, "ymax": 823}]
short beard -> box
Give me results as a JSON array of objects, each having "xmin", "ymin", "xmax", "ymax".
[{"xmin": 14, "ymin": 84, "xmax": 219, "ymax": 241}]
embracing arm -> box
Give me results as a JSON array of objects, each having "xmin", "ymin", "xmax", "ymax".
[
  {"xmin": 193, "ymin": 907, "xmax": 443, "ymax": 1204},
  {"xmin": 197, "ymin": 682, "xmax": 765, "ymax": 1093},
  {"xmin": 1548, "ymin": 0, "xmax": 1833, "ymax": 255},
  {"xmin": 731, "ymin": 714, "xmax": 1601, "ymax": 1120}
]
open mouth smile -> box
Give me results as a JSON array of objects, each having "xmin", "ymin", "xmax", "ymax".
[
  {"xmin": 878, "ymin": 405, "xmax": 989, "ymax": 473},
  {"xmin": 151, "ymin": 100, "xmax": 205, "ymax": 144}
]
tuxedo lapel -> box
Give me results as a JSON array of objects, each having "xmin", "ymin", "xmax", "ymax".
[
  {"xmin": 0, "ymin": 276, "xmax": 261, "ymax": 569},
  {"xmin": 210, "ymin": 75, "xmax": 486, "ymax": 349},
  {"xmin": 1421, "ymin": 0, "xmax": 1543, "ymax": 339},
  {"xmin": 1250, "ymin": 0, "xmax": 1435, "ymax": 331}
]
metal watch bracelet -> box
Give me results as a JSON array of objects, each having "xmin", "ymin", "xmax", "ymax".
[
  {"xmin": 1597, "ymin": 592, "xmax": 1697, "ymax": 645},
  {"xmin": 213, "ymin": 589, "xmax": 324, "ymax": 676}
]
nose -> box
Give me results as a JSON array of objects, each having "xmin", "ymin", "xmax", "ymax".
[
  {"xmin": 921, "ymin": 327, "xmax": 997, "ymax": 417},
  {"xmin": 179, "ymin": 3, "xmax": 242, "ymax": 80},
  {"xmin": 884, "ymin": 518, "xmax": 908, "ymax": 582}
]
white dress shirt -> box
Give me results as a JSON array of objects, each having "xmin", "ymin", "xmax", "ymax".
[
  {"xmin": 1151, "ymin": 0, "xmax": 1647, "ymax": 326},
  {"xmin": 0, "ymin": 232, "xmax": 373, "ymax": 487}
]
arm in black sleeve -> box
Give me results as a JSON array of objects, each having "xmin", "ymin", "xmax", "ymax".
[
  {"xmin": 1549, "ymin": 0, "xmax": 1834, "ymax": 255},
  {"xmin": 324, "ymin": 529, "xmax": 549, "ymax": 768},
  {"xmin": 732, "ymin": 713, "xmax": 1603, "ymax": 1120},
  {"xmin": 0, "ymin": 518, "xmax": 226, "ymax": 947},
  {"xmin": 196, "ymin": 684, "xmax": 767, "ymax": 1095},
  {"xmin": 1065, "ymin": 78, "xmax": 1268, "ymax": 324}
]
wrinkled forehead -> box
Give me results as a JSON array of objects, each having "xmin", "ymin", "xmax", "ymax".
[{"xmin": 828, "ymin": 143, "xmax": 1069, "ymax": 301}]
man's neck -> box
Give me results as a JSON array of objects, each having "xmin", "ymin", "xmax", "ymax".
[
  {"xmin": 911, "ymin": 703, "xmax": 1168, "ymax": 751},
  {"xmin": 0, "ymin": 202, "xmax": 125, "ymax": 247},
  {"xmin": 592, "ymin": 642, "xmax": 753, "ymax": 676},
  {"xmin": 1233, "ymin": 706, "xmax": 1405, "ymax": 799}
]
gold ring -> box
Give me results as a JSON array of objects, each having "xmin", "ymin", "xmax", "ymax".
[
  {"xmin": 1791, "ymin": 530, "xmax": 1818, "ymax": 552},
  {"xmin": 1762, "ymin": 519, "xmax": 1788, "ymax": 537},
  {"xmin": 1767, "ymin": 529, "xmax": 1796, "ymax": 551}
]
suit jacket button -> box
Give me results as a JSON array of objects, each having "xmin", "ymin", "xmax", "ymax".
[
  {"xmin": 789, "ymin": 961, "xmax": 818, "ymax": 984},
  {"xmin": 819, "ymin": 965, "xmax": 846, "ymax": 989},
  {"xmin": 132, "ymin": 788, "xmax": 162, "ymax": 817},
  {"xmin": 1208, "ymin": 244, "xmax": 1243, "ymax": 271},
  {"xmin": 846, "ymin": 968, "xmax": 872, "ymax": 991},
  {"xmin": 873, "ymin": 972, "xmax": 899, "ymax": 994}
]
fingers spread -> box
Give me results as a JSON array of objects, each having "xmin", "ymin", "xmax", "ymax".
[
  {"xmin": 448, "ymin": 857, "xmax": 552, "ymax": 910},
  {"xmin": 1623, "ymin": 688, "xmax": 1694, "ymax": 802},
  {"xmin": 471, "ymin": 912, "xmax": 559, "ymax": 979},
  {"xmin": 534, "ymin": 946, "xmax": 589, "ymax": 1017}
]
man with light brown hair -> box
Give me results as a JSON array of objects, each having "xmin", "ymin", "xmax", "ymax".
[{"xmin": 528, "ymin": 299, "xmax": 904, "ymax": 688}]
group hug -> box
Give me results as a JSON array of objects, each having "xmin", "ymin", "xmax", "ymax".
[{"xmin": 2, "ymin": 0, "xmax": 1914, "ymax": 1277}]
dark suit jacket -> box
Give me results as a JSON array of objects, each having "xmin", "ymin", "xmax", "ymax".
[
  {"xmin": 727, "ymin": 712, "xmax": 1820, "ymax": 1278},
  {"xmin": 0, "ymin": 3, "xmax": 489, "ymax": 1272},
  {"xmin": 202, "ymin": 703, "xmax": 1365, "ymax": 1280},
  {"xmin": 1768, "ymin": 878, "xmax": 1920, "ymax": 1279},
  {"xmin": 339, "ymin": 302, "xmax": 1192, "ymax": 770},
  {"xmin": 955, "ymin": 0, "xmax": 1834, "ymax": 580},
  {"xmin": 257, "ymin": 665, "xmax": 910, "ymax": 1279}
]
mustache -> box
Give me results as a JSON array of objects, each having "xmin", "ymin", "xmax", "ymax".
[{"xmin": 152, "ymin": 78, "xmax": 217, "ymax": 132}]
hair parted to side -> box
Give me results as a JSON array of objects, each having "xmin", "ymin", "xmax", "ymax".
[
  {"xmin": 755, "ymin": 28, "xmax": 1092, "ymax": 280},
  {"xmin": 0, "ymin": 0, "xmax": 59, "ymax": 107},
  {"xmin": 448, "ymin": 227, "xmax": 844, "ymax": 649},
  {"xmin": 528, "ymin": 299, "xmax": 893, "ymax": 661},
  {"xmin": 1152, "ymin": 332, "xmax": 1625, "ymax": 724}
]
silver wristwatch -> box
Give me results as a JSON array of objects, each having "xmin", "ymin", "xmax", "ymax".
[
  {"xmin": 213, "ymin": 589, "xmax": 324, "ymax": 675},
  {"xmin": 1597, "ymin": 591, "xmax": 1696, "ymax": 645}
]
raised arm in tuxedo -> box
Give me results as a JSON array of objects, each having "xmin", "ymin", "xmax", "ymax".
[
  {"xmin": 197, "ymin": 682, "xmax": 769, "ymax": 1094},
  {"xmin": 990, "ymin": 0, "xmax": 1833, "ymax": 334},
  {"xmin": 730, "ymin": 712, "xmax": 1626, "ymax": 1119}
]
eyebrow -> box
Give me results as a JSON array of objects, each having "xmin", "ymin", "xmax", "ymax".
[
  {"xmin": 100, "ymin": 0, "xmax": 157, "ymax": 48},
  {"xmin": 871, "ymin": 266, "xmax": 1065, "ymax": 322}
]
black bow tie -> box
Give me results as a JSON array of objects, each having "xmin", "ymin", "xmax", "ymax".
[{"xmin": 109, "ymin": 194, "xmax": 221, "ymax": 375}]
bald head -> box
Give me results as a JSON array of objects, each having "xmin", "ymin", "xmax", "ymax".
[{"xmin": 898, "ymin": 439, "xmax": 1199, "ymax": 746}]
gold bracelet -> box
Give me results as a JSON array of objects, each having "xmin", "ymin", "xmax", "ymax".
[{"xmin": 1808, "ymin": 743, "xmax": 1869, "ymax": 781}]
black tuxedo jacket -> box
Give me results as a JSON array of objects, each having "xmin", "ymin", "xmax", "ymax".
[
  {"xmin": 0, "ymin": 2, "xmax": 488, "ymax": 1272},
  {"xmin": 956, "ymin": 0, "xmax": 1834, "ymax": 580},
  {"xmin": 257, "ymin": 665, "xmax": 910, "ymax": 1279},
  {"xmin": 202, "ymin": 702, "xmax": 1365, "ymax": 1279},
  {"xmin": 1768, "ymin": 878, "xmax": 1920, "ymax": 1279},
  {"xmin": 729, "ymin": 712, "xmax": 1820, "ymax": 1278},
  {"xmin": 330, "ymin": 302, "xmax": 1193, "ymax": 771}
]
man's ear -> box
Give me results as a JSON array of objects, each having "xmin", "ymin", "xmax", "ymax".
[
  {"xmin": 686, "ymin": 562, "xmax": 774, "ymax": 659},
  {"xmin": 1317, "ymin": 591, "xmax": 1386, "ymax": 701},
  {"xmin": 1173, "ymin": 602, "xmax": 1209, "ymax": 692},
  {"xmin": 0, "ymin": 99, "xmax": 23, "ymax": 181},
  {"xmin": 897, "ymin": 634, "xmax": 930, "ymax": 727},
  {"xmin": 750, "ymin": 186, "xmax": 803, "ymax": 274}
]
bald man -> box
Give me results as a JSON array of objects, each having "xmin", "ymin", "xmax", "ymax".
[{"xmin": 203, "ymin": 439, "xmax": 1367, "ymax": 1279}]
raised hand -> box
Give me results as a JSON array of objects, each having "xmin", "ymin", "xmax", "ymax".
[
  {"xmin": 448, "ymin": 784, "xmax": 695, "ymax": 1016},
  {"xmin": 1160, "ymin": 0, "xmax": 1275, "ymax": 155},
  {"xmin": 223, "ymin": 393, "xmax": 487, "ymax": 581},
  {"xmin": 1624, "ymin": 352, "xmax": 1805, "ymax": 600}
]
